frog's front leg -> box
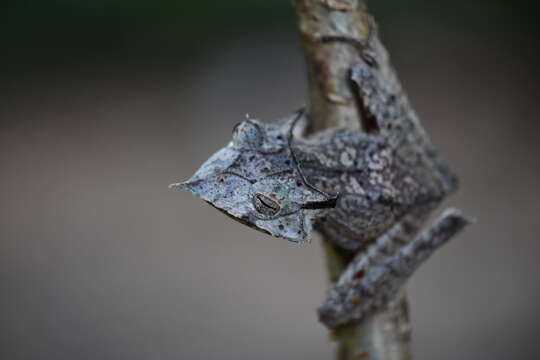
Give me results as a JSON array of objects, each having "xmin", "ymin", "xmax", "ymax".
[{"xmin": 318, "ymin": 208, "xmax": 470, "ymax": 328}]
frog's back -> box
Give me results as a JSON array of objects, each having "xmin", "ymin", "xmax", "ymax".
[{"xmin": 293, "ymin": 128, "xmax": 452, "ymax": 250}]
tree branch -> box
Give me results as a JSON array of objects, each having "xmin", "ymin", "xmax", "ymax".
[{"xmin": 292, "ymin": 1, "xmax": 413, "ymax": 359}]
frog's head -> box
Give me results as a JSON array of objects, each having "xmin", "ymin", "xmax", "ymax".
[{"xmin": 170, "ymin": 111, "xmax": 336, "ymax": 242}]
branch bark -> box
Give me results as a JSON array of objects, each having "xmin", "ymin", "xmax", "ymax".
[{"xmin": 292, "ymin": 1, "xmax": 413, "ymax": 359}]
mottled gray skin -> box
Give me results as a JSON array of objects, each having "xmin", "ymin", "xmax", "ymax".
[
  {"xmin": 171, "ymin": 24, "xmax": 469, "ymax": 328},
  {"xmin": 295, "ymin": 124, "xmax": 450, "ymax": 251}
]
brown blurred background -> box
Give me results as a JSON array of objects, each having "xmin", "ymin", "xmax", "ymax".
[{"xmin": 1, "ymin": 1, "xmax": 539, "ymax": 359}]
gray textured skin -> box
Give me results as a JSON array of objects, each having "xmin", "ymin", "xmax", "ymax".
[{"xmin": 171, "ymin": 24, "xmax": 469, "ymax": 328}]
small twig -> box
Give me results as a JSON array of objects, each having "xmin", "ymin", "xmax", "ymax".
[{"xmin": 292, "ymin": 1, "xmax": 412, "ymax": 359}]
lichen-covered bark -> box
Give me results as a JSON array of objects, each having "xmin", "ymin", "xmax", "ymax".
[{"xmin": 292, "ymin": 1, "xmax": 413, "ymax": 359}]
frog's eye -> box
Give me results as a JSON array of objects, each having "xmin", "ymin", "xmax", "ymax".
[
  {"xmin": 253, "ymin": 193, "xmax": 280, "ymax": 216},
  {"xmin": 232, "ymin": 120, "xmax": 264, "ymax": 149}
]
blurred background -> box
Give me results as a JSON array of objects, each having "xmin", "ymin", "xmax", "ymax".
[{"xmin": 1, "ymin": 1, "xmax": 539, "ymax": 359}]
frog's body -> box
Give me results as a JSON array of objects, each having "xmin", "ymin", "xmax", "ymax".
[
  {"xmin": 296, "ymin": 127, "xmax": 451, "ymax": 251},
  {"xmin": 171, "ymin": 18, "xmax": 469, "ymax": 328}
]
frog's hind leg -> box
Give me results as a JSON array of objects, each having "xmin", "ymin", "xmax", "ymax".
[{"xmin": 318, "ymin": 208, "xmax": 470, "ymax": 328}]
